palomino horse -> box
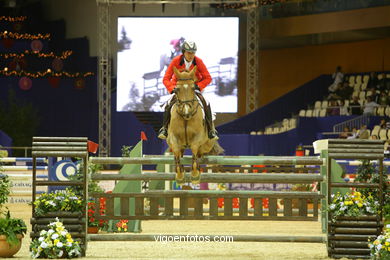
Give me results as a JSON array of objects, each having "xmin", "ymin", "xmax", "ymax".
[{"xmin": 167, "ymin": 66, "xmax": 224, "ymax": 184}]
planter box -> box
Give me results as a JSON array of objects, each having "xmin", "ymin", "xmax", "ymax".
[
  {"xmin": 30, "ymin": 211, "xmax": 86, "ymax": 256},
  {"xmin": 328, "ymin": 216, "xmax": 383, "ymax": 259}
]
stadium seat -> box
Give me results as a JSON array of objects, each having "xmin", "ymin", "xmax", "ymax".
[
  {"xmin": 289, "ymin": 118, "xmax": 297, "ymax": 128},
  {"xmin": 305, "ymin": 110, "xmax": 313, "ymax": 117},
  {"xmin": 321, "ymin": 100, "xmax": 328, "ymax": 109},
  {"xmin": 319, "ymin": 109, "xmax": 326, "ymax": 117},
  {"xmin": 379, "ymin": 129, "xmax": 387, "ymax": 140},
  {"xmin": 385, "ymin": 107, "xmax": 390, "ymax": 117},
  {"xmin": 356, "ymin": 75, "xmax": 362, "ymax": 84},
  {"xmin": 343, "ymin": 100, "xmax": 349, "ymax": 107},
  {"xmin": 314, "ymin": 101, "xmax": 321, "ymax": 109},
  {"xmin": 362, "ymin": 75, "xmax": 369, "ymax": 83},
  {"xmin": 354, "ymin": 83, "xmax": 361, "ymax": 92},
  {"xmin": 361, "ymin": 82, "xmax": 367, "ymax": 90},
  {"xmin": 299, "ymin": 110, "xmax": 306, "ymax": 117},
  {"xmin": 313, "ymin": 109, "xmax": 320, "ymax": 117},
  {"xmin": 349, "ymin": 75, "xmax": 355, "ymax": 85},
  {"xmin": 371, "ymin": 125, "xmax": 381, "ymax": 137}
]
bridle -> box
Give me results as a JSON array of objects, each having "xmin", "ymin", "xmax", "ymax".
[{"xmin": 174, "ymin": 78, "xmax": 200, "ymax": 120}]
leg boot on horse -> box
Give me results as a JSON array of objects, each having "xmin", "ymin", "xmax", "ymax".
[
  {"xmin": 195, "ymin": 92, "xmax": 219, "ymax": 140},
  {"xmin": 158, "ymin": 97, "xmax": 176, "ymax": 140}
]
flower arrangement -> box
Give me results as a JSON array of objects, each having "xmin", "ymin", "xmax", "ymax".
[
  {"xmin": 116, "ymin": 220, "xmax": 128, "ymax": 232},
  {"xmin": 328, "ymin": 191, "xmax": 379, "ymax": 222},
  {"xmin": 87, "ymin": 198, "xmax": 107, "ymax": 228},
  {"xmin": 30, "ymin": 218, "xmax": 82, "ymax": 259},
  {"xmin": 33, "ymin": 189, "xmax": 84, "ymax": 216},
  {"xmin": 369, "ymin": 224, "xmax": 390, "ymax": 260}
]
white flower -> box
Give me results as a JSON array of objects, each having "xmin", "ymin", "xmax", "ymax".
[
  {"xmin": 40, "ymin": 241, "xmax": 48, "ymax": 248},
  {"xmin": 39, "ymin": 230, "xmax": 47, "ymax": 236},
  {"xmin": 56, "ymin": 242, "xmax": 63, "ymax": 248},
  {"xmin": 38, "ymin": 237, "xmax": 44, "ymax": 242},
  {"xmin": 340, "ymin": 202, "xmax": 344, "ymax": 206},
  {"xmin": 376, "ymin": 244, "xmax": 382, "ymax": 250},
  {"xmin": 329, "ymin": 204, "xmax": 336, "ymax": 210},
  {"xmin": 51, "ymin": 233, "xmax": 59, "ymax": 240},
  {"xmin": 386, "ymin": 224, "xmax": 390, "ymax": 229},
  {"xmin": 61, "ymin": 231, "xmax": 67, "ymax": 236},
  {"xmin": 47, "ymin": 229, "xmax": 54, "ymax": 234},
  {"xmin": 69, "ymin": 196, "xmax": 79, "ymax": 200},
  {"xmin": 340, "ymin": 206, "xmax": 347, "ymax": 211},
  {"xmin": 58, "ymin": 250, "xmax": 64, "ymax": 257},
  {"xmin": 48, "ymin": 201, "xmax": 56, "ymax": 207},
  {"xmin": 66, "ymin": 242, "xmax": 73, "ymax": 247}
]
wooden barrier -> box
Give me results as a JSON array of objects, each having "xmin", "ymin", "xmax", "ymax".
[{"xmin": 29, "ymin": 137, "xmax": 385, "ymax": 259}]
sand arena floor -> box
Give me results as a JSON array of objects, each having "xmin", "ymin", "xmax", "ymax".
[{"xmin": 4, "ymin": 204, "xmax": 349, "ymax": 260}]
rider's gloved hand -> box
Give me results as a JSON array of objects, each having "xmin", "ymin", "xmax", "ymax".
[
  {"xmin": 171, "ymin": 88, "xmax": 177, "ymax": 94},
  {"xmin": 194, "ymin": 84, "xmax": 201, "ymax": 93}
]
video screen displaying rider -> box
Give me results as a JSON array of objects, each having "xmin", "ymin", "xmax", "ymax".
[{"xmin": 116, "ymin": 17, "xmax": 239, "ymax": 113}]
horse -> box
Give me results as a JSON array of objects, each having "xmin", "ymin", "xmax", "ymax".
[{"xmin": 166, "ymin": 66, "xmax": 224, "ymax": 184}]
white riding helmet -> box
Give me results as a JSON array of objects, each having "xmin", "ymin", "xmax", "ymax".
[{"xmin": 181, "ymin": 40, "xmax": 197, "ymax": 53}]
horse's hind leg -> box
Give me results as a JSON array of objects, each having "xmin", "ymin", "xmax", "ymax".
[
  {"xmin": 174, "ymin": 151, "xmax": 185, "ymax": 185},
  {"xmin": 190, "ymin": 150, "xmax": 201, "ymax": 184}
]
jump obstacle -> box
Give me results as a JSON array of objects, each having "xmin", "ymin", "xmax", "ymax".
[{"xmin": 29, "ymin": 137, "xmax": 385, "ymax": 259}]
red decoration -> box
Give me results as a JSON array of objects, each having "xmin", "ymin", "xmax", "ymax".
[
  {"xmin": 52, "ymin": 58, "xmax": 63, "ymax": 71},
  {"xmin": 47, "ymin": 77, "xmax": 60, "ymax": 88},
  {"xmin": 2, "ymin": 38, "xmax": 14, "ymax": 48},
  {"xmin": 74, "ymin": 78, "xmax": 85, "ymax": 90},
  {"xmin": 87, "ymin": 140, "xmax": 99, "ymax": 154},
  {"xmin": 19, "ymin": 76, "xmax": 32, "ymax": 90},
  {"xmin": 31, "ymin": 40, "xmax": 43, "ymax": 52},
  {"xmin": 140, "ymin": 131, "xmax": 148, "ymax": 141}
]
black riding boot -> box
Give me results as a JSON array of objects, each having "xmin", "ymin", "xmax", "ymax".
[
  {"xmin": 195, "ymin": 92, "xmax": 219, "ymax": 140},
  {"xmin": 158, "ymin": 98, "xmax": 176, "ymax": 139},
  {"xmin": 204, "ymin": 104, "xmax": 219, "ymax": 140}
]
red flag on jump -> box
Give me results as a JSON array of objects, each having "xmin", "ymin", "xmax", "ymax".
[
  {"xmin": 87, "ymin": 140, "xmax": 99, "ymax": 154},
  {"xmin": 140, "ymin": 131, "xmax": 148, "ymax": 141}
]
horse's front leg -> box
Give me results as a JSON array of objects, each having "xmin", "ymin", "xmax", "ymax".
[
  {"xmin": 173, "ymin": 150, "xmax": 185, "ymax": 185},
  {"xmin": 190, "ymin": 149, "xmax": 201, "ymax": 184}
]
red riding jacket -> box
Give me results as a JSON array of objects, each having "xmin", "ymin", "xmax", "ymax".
[{"xmin": 163, "ymin": 54, "xmax": 212, "ymax": 94}]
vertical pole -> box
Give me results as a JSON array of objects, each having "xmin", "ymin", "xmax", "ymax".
[{"xmin": 32, "ymin": 156, "xmax": 37, "ymax": 214}]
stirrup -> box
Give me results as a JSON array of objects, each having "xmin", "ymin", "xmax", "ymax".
[{"xmin": 158, "ymin": 128, "xmax": 168, "ymax": 140}]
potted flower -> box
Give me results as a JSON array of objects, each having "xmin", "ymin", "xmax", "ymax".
[
  {"xmin": 87, "ymin": 200, "xmax": 99, "ymax": 233},
  {"xmin": 328, "ymin": 191, "xmax": 381, "ymax": 258},
  {"xmin": 30, "ymin": 217, "xmax": 82, "ymax": 258},
  {"xmin": 87, "ymin": 198, "xmax": 107, "ymax": 233},
  {"xmin": 0, "ymin": 174, "xmax": 27, "ymax": 257},
  {"xmin": 328, "ymin": 191, "xmax": 379, "ymax": 222},
  {"xmin": 369, "ymin": 224, "xmax": 390, "ymax": 260}
]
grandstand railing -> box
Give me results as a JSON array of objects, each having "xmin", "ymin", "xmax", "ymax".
[{"xmin": 333, "ymin": 114, "xmax": 370, "ymax": 132}]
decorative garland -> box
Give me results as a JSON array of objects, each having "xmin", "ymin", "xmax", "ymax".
[
  {"xmin": 1, "ymin": 69, "xmax": 94, "ymax": 78},
  {"xmin": 0, "ymin": 50, "xmax": 73, "ymax": 59},
  {"xmin": 0, "ymin": 31, "xmax": 50, "ymax": 40},
  {"xmin": 0, "ymin": 16, "xmax": 27, "ymax": 22}
]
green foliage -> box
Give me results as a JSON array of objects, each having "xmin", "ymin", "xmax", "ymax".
[
  {"xmin": 328, "ymin": 191, "xmax": 379, "ymax": 222},
  {"xmin": 121, "ymin": 145, "xmax": 133, "ymax": 157},
  {"xmin": 33, "ymin": 190, "xmax": 84, "ymax": 216},
  {"xmin": 68, "ymin": 161, "xmax": 104, "ymax": 197},
  {"xmin": 0, "ymin": 89, "xmax": 40, "ymax": 157},
  {"xmin": 355, "ymin": 160, "xmax": 390, "ymax": 219},
  {"xmin": 0, "ymin": 174, "xmax": 11, "ymax": 213},
  {"xmin": 0, "ymin": 211, "xmax": 27, "ymax": 246}
]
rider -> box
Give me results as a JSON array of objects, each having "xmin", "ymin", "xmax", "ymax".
[{"xmin": 158, "ymin": 40, "xmax": 219, "ymax": 141}]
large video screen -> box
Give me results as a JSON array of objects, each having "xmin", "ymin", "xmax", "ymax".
[{"xmin": 116, "ymin": 17, "xmax": 239, "ymax": 113}]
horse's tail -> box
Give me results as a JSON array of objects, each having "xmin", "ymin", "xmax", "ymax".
[{"xmin": 206, "ymin": 141, "xmax": 225, "ymax": 155}]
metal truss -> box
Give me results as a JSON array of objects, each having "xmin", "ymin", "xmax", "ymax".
[
  {"xmin": 97, "ymin": 0, "xmax": 259, "ymax": 156},
  {"xmin": 246, "ymin": 4, "xmax": 259, "ymax": 113},
  {"xmin": 97, "ymin": 1, "xmax": 111, "ymax": 157}
]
